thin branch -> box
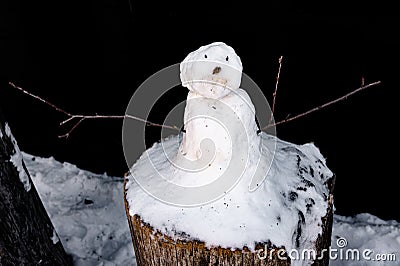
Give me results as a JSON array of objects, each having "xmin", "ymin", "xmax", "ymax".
[
  {"xmin": 263, "ymin": 80, "xmax": 381, "ymax": 130},
  {"xmin": 9, "ymin": 82, "xmax": 180, "ymax": 138},
  {"xmin": 9, "ymin": 82, "xmax": 72, "ymax": 116},
  {"xmin": 58, "ymin": 117, "xmax": 85, "ymax": 139},
  {"xmin": 60, "ymin": 116, "xmax": 76, "ymax": 126},
  {"xmin": 270, "ymin": 56, "xmax": 283, "ymax": 124}
]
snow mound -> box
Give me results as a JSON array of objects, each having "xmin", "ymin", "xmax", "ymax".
[
  {"xmin": 23, "ymin": 152, "xmax": 135, "ymax": 266},
  {"xmin": 331, "ymin": 213, "xmax": 400, "ymax": 265},
  {"xmin": 126, "ymin": 133, "xmax": 334, "ymax": 253}
]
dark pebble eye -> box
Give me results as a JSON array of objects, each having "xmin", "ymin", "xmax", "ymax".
[
  {"xmin": 226, "ymin": 56, "xmax": 229, "ymax": 61},
  {"xmin": 204, "ymin": 54, "xmax": 207, "ymax": 58}
]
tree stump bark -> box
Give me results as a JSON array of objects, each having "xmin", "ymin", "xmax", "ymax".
[
  {"xmin": 0, "ymin": 112, "xmax": 71, "ymax": 265},
  {"xmin": 124, "ymin": 176, "xmax": 335, "ymax": 266}
]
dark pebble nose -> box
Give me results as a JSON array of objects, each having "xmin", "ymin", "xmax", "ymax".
[{"xmin": 212, "ymin": 66, "xmax": 221, "ymax": 74}]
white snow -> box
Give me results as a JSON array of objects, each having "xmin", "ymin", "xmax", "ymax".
[
  {"xmin": 22, "ymin": 152, "xmax": 134, "ymax": 266},
  {"xmin": 331, "ymin": 214, "xmax": 400, "ymax": 265},
  {"xmin": 180, "ymin": 42, "xmax": 243, "ymax": 99},
  {"xmin": 127, "ymin": 134, "xmax": 333, "ymax": 254},
  {"xmin": 51, "ymin": 229, "xmax": 60, "ymax": 244},
  {"xmin": 126, "ymin": 42, "xmax": 334, "ymax": 264},
  {"xmin": 4, "ymin": 123, "xmax": 31, "ymax": 191},
  {"xmin": 22, "ymin": 152, "xmax": 399, "ymax": 266},
  {"xmin": 178, "ymin": 88, "xmax": 260, "ymax": 181}
]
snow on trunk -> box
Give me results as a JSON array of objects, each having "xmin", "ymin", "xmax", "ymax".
[{"xmin": 4, "ymin": 123, "xmax": 31, "ymax": 191}]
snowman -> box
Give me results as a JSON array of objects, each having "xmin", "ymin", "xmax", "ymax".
[
  {"xmin": 177, "ymin": 42, "xmax": 263, "ymax": 178},
  {"xmin": 126, "ymin": 42, "xmax": 334, "ymax": 261}
]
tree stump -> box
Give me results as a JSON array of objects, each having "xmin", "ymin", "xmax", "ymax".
[
  {"xmin": 0, "ymin": 113, "xmax": 71, "ymax": 265},
  {"xmin": 124, "ymin": 176, "xmax": 335, "ymax": 266}
]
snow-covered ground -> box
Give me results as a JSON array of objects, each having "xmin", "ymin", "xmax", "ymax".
[
  {"xmin": 24, "ymin": 152, "xmax": 399, "ymax": 265},
  {"xmin": 23, "ymin": 152, "xmax": 135, "ymax": 266},
  {"xmin": 331, "ymin": 215, "xmax": 399, "ymax": 265}
]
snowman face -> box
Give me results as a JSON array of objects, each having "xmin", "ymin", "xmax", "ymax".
[{"xmin": 180, "ymin": 42, "xmax": 243, "ymax": 99}]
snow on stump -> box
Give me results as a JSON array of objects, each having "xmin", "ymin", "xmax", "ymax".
[{"xmin": 123, "ymin": 42, "xmax": 335, "ymax": 265}]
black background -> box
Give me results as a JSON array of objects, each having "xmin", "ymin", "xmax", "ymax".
[{"xmin": 1, "ymin": 1, "xmax": 399, "ymax": 221}]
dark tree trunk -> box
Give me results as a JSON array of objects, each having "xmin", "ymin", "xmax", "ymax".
[{"xmin": 0, "ymin": 111, "xmax": 71, "ymax": 265}]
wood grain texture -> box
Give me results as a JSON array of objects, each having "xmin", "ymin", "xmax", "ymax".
[{"xmin": 0, "ymin": 113, "xmax": 71, "ymax": 265}]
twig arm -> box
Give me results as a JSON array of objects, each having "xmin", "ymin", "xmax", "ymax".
[
  {"xmin": 263, "ymin": 81, "xmax": 381, "ymax": 130},
  {"xmin": 270, "ymin": 56, "xmax": 283, "ymax": 121},
  {"xmin": 8, "ymin": 82, "xmax": 180, "ymax": 138}
]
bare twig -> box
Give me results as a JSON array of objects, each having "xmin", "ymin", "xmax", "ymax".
[
  {"xmin": 270, "ymin": 56, "xmax": 283, "ymax": 124},
  {"xmin": 58, "ymin": 117, "xmax": 85, "ymax": 139},
  {"xmin": 9, "ymin": 82, "xmax": 72, "ymax": 116},
  {"xmin": 9, "ymin": 82, "xmax": 180, "ymax": 139},
  {"xmin": 263, "ymin": 80, "xmax": 381, "ymax": 130}
]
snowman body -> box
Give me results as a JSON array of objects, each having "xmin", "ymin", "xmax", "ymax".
[{"xmin": 179, "ymin": 42, "xmax": 260, "ymax": 169}]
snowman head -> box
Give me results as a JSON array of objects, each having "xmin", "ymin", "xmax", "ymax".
[{"xmin": 180, "ymin": 42, "xmax": 243, "ymax": 99}]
